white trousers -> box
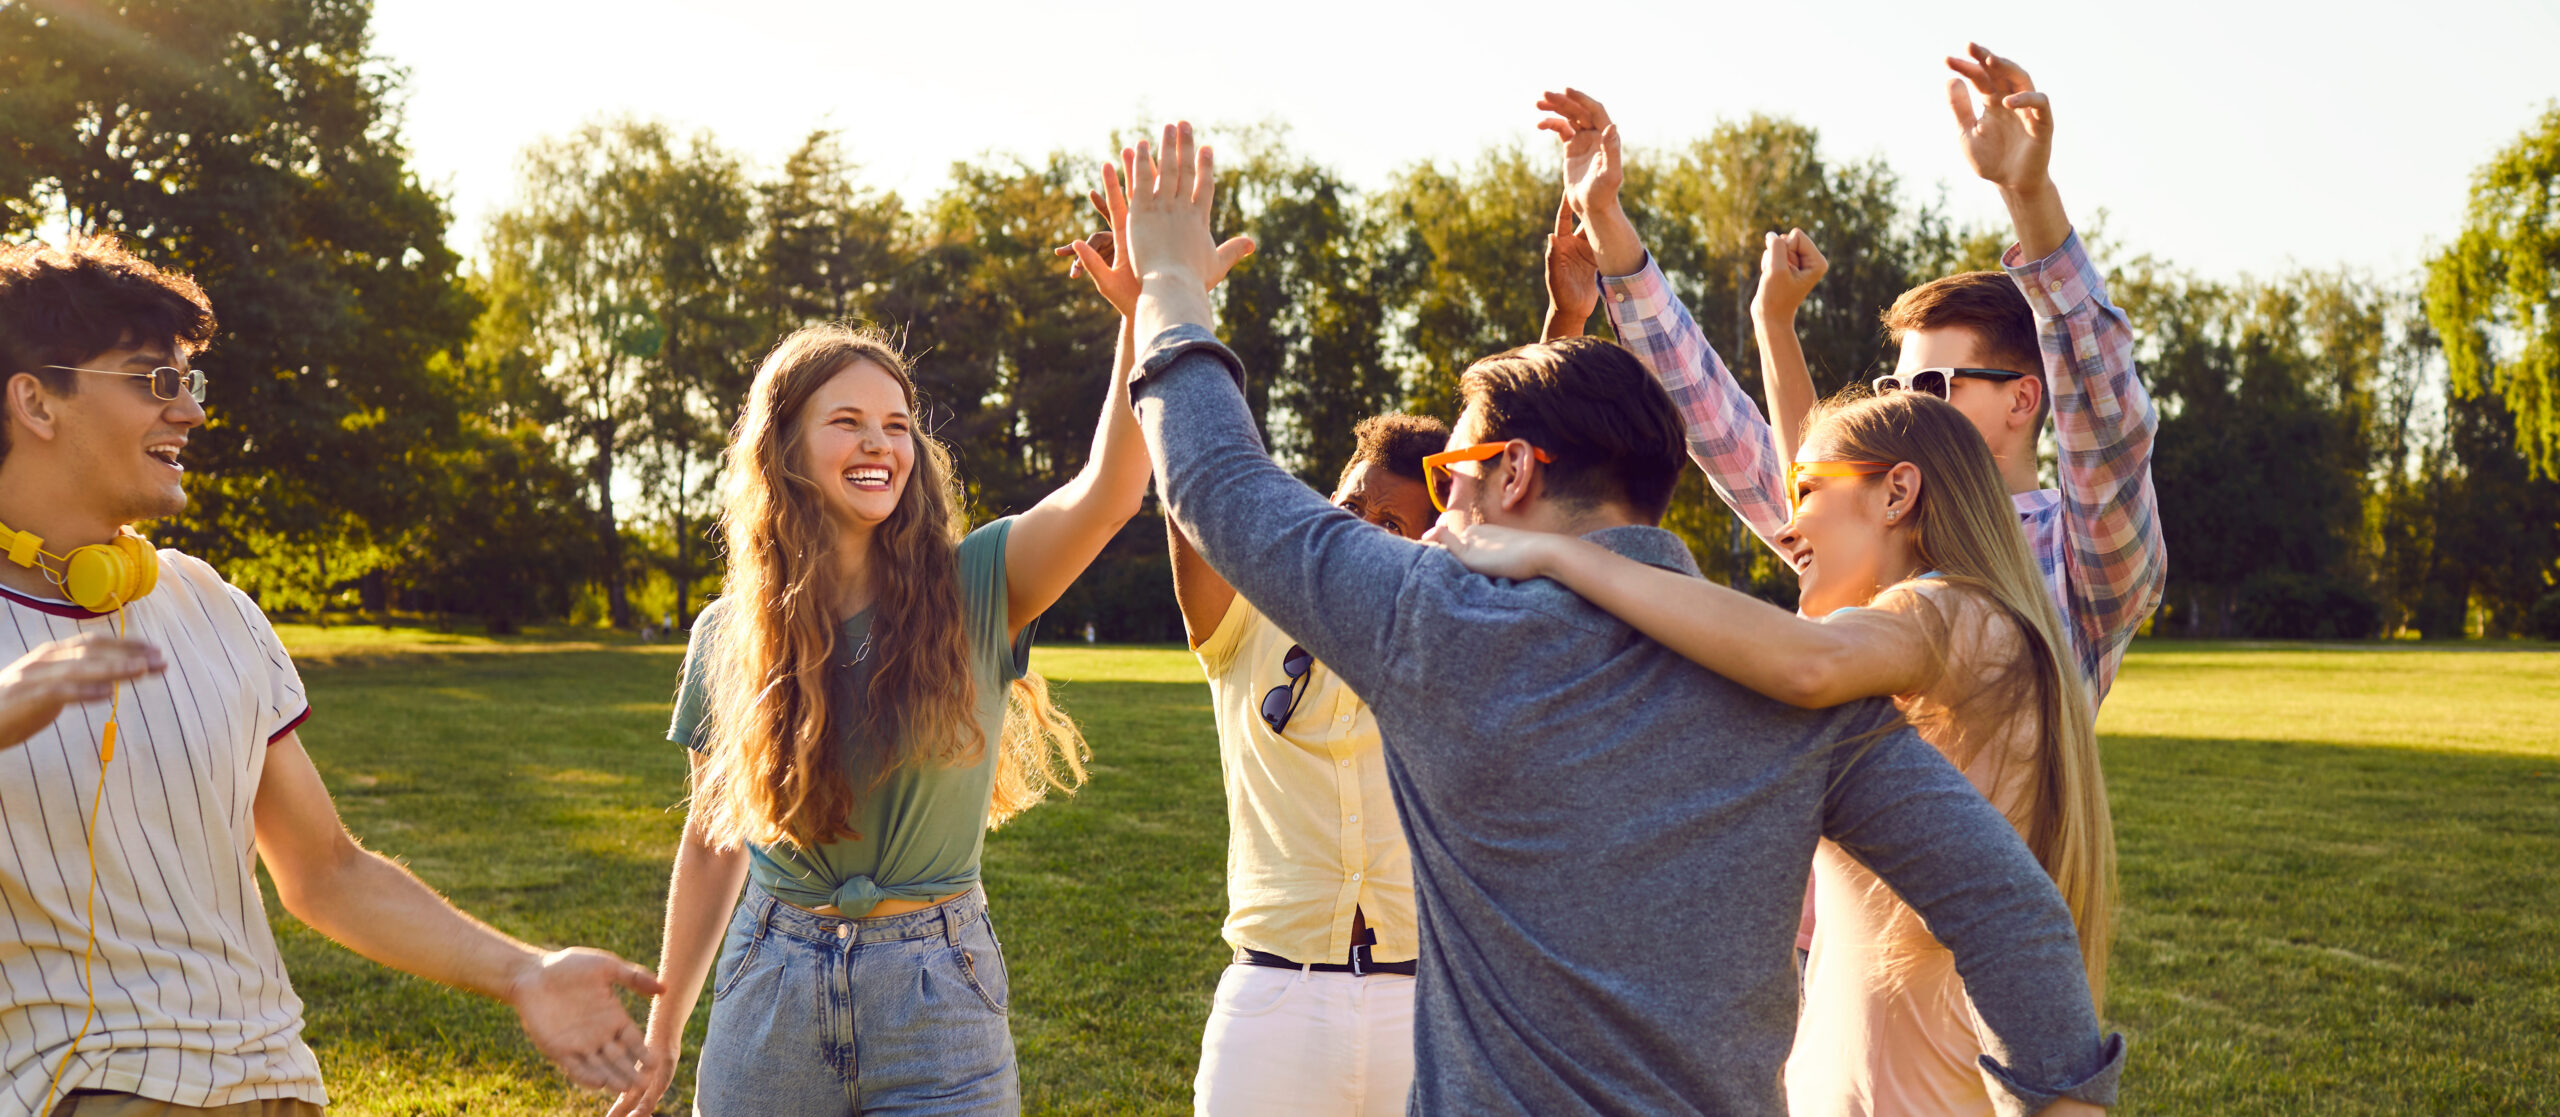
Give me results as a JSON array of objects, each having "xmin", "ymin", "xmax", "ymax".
[{"xmin": 1193, "ymin": 961, "xmax": 1417, "ymax": 1116}]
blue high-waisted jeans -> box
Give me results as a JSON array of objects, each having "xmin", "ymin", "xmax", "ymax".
[{"xmin": 694, "ymin": 883, "xmax": 1019, "ymax": 1116}]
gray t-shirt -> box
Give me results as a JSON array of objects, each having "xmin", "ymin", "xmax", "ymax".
[
  {"xmin": 1131, "ymin": 324, "xmax": 2122, "ymax": 1117},
  {"xmin": 669, "ymin": 518, "xmax": 1033, "ymax": 914}
]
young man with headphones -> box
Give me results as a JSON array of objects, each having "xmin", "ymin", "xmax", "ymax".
[{"xmin": 0, "ymin": 236, "xmax": 662, "ymax": 1116}]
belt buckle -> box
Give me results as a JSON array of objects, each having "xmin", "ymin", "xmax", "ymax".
[{"xmin": 1350, "ymin": 942, "xmax": 1368, "ymax": 977}]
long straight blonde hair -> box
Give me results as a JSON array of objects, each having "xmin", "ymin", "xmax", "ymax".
[
  {"xmin": 1805, "ymin": 390, "xmax": 2117, "ymax": 1010},
  {"xmin": 694, "ymin": 323, "xmax": 1087, "ymax": 853}
]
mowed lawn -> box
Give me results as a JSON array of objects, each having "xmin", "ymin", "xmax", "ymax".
[{"xmin": 256, "ymin": 628, "xmax": 2557, "ymax": 1115}]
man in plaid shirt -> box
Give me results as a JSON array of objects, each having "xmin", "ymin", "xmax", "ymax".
[{"xmin": 1535, "ymin": 46, "xmax": 2165, "ymax": 701}]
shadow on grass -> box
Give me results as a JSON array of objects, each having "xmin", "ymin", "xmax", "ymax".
[{"xmin": 2103, "ymin": 733, "xmax": 2558, "ymax": 1115}]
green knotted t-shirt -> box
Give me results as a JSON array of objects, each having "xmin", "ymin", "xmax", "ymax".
[{"xmin": 668, "ymin": 517, "xmax": 1032, "ymax": 914}]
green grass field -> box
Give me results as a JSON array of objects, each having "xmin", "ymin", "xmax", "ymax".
[{"xmin": 256, "ymin": 627, "xmax": 2557, "ymax": 1115}]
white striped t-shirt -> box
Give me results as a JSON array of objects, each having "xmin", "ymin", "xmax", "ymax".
[{"xmin": 0, "ymin": 549, "xmax": 325, "ymax": 1115}]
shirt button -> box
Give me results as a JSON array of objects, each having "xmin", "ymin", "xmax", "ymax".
[
  {"xmin": 1339, "ymin": 759, "xmax": 1350, "ymax": 767},
  {"xmin": 2049, "ymin": 281, "xmax": 2065, "ymax": 293},
  {"xmin": 1612, "ymin": 292, "xmax": 1628, "ymax": 303},
  {"xmin": 1339, "ymin": 713, "xmax": 1352, "ymax": 723},
  {"xmin": 1351, "ymin": 872, "xmax": 1362, "ymax": 882},
  {"xmin": 1347, "ymin": 814, "xmax": 1358, "ymax": 823}
]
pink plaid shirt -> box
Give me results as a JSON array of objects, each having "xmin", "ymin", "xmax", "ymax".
[{"xmin": 1599, "ymin": 231, "xmax": 2166, "ymax": 701}]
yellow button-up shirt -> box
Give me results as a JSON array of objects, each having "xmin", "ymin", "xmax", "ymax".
[{"xmin": 1198, "ymin": 597, "xmax": 1416, "ymax": 965}]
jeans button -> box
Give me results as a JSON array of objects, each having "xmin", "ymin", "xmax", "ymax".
[{"xmin": 835, "ymin": 924, "xmax": 849, "ymax": 940}]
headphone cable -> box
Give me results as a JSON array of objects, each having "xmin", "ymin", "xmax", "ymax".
[{"xmin": 40, "ymin": 608, "xmax": 124, "ymax": 1114}]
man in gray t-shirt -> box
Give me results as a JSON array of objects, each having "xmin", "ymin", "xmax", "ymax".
[{"xmin": 1114, "ymin": 124, "xmax": 2121, "ymax": 1117}]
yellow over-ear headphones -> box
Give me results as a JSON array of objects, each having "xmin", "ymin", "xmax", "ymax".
[{"xmin": 0, "ymin": 521, "xmax": 158, "ymax": 612}]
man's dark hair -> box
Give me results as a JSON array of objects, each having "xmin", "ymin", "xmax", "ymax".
[
  {"xmin": 1882, "ymin": 271, "xmax": 2041, "ymax": 378},
  {"xmin": 1457, "ymin": 336, "xmax": 1685, "ymax": 521},
  {"xmin": 0, "ymin": 234, "xmax": 217, "ymax": 461},
  {"xmin": 1338, "ymin": 412, "xmax": 1451, "ymax": 488}
]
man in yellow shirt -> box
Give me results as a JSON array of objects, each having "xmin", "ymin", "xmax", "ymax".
[{"xmin": 1175, "ymin": 413, "xmax": 1444, "ymax": 1116}]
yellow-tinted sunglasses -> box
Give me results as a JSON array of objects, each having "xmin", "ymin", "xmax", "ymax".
[
  {"xmin": 1785, "ymin": 459, "xmax": 1892, "ymax": 514},
  {"xmin": 1422, "ymin": 441, "xmax": 1554, "ymax": 512}
]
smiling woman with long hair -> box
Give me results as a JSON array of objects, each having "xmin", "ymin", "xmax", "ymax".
[
  {"xmin": 607, "ymin": 315, "xmax": 1143, "ymax": 1116},
  {"xmin": 1430, "ymin": 390, "xmax": 2114, "ymax": 1117}
]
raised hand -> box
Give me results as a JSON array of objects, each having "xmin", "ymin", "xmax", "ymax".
[
  {"xmin": 0, "ymin": 634, "xmax": 164, "ymax": 751},
  {"xmin": 503, "ymin": 946, "xmax": 663, "ymax": 1092},
  {"xmin": 1535, "ymin": 88, "xmax": 1623, "ymax": 220},
  {"xmin": 1751, "ymin": 228, "xmax": 1829, "ymax": 323},
  {"xmin": 1946, "ymin": 42, "xmax": 2053, "ymax": 194},
  {"xmin": 1053, "ymin": 155, "xmax": 1254, "ymax": 320},
  {"xmin": 1543, "ymin": 195, "xmax": 1601, "ymax": 340}
]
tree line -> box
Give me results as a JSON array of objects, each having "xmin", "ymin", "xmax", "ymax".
[{"xmin": 5, "ymin": 1, "xmax": 2555, "ymax": 640}]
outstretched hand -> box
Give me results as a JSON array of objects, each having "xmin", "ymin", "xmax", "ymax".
[
  {"xmin": 1751, "ymin": 228, "xmax": 1828, "ymax": 322},
  {"xmin": 0, "ymin": 634, "xmax": 164, "ymax": 752},
  {"xmin": 1052, "ymin": 156, "xmax": 1254, "ymax": 319},
  {"xmin": 504, "ymin": 947, "xmax": 663, "ymax": 1092},
  {"xmin": 1946, "ymin": 42, "xmax": 2052, "ymax": 194},
  {"xmin": 1535, "ymin": 88, "xmax": 1623, "ymax": 220},
  {"xmin": 1543, "ymin": 195, "xmax": 1601, "ymax": 338}
]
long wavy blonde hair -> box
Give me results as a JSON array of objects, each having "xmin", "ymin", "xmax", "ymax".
[
  {"xmin": 694, "ymin": 323, "xmax": 1088, "ymax": 853},
  {"xmin": 1805, "ymin": 390, "xmax": 2117, "ymax": 1010}
]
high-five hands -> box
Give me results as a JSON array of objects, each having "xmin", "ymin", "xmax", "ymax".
[
  {"xmin": 1945, "ymin": 42, "xmax": 2070, "ymax": 261},
  {"xmin": 1117, "ymin": 122, "xmax": 1240, "ymax": 341},
  {"xmin": 1534, "ymin": 89, "xmax": 1644, "ymax": 278},
  {"xmin": 1534, "ymin": 89, "xmax": 1624, "ymax": 221},
  {"xmin": 0, "ymin": 634, "xmax": 164, "ymax": 752},
  {"xmin": 1751, "ymin": 228, "xmax": 1828, "ymax": 324},
  {"xmin": 502, "ymin": 946, "xmax": 663, "ymax": 1094},
  {"xmin": 1543, "ymin": 196, "xmax": 1601, "ymax": 340},
  {"xmin": 1052, "ymin": 150, "xmax": 1254, "ymax": 320}
]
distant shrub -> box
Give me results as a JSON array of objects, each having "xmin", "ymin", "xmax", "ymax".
[
  {"xmin": 2235, "ymin": 572, "xmax": 2381, "ymax": 640},
  {"xmin": 2530, "ymin": 590, "xmax": 2560, "ymax": 641}
]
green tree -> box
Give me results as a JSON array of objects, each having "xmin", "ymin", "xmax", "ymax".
[
  {"xmin": 1370, "ymin": 145, "xmax": 1555, "ymax": 419},
  {"xmin": 2425, "ymin": 103, "xmax": 2560, "ymax": 480},
  {"xmin": 391, "ymin": 417, "xmax": 600, "ymax": 633},
  {"xmin": 480, "ymin": 118, "xmax": 752, "ymax": 628},
  {"xmin": 1210, "ymin": 124, "xmax": 1403, "ymax": 487},
  {"xmin": 756, "ymin": 130, "xmax": 913, "ymax": 328},
  {"xmin": 2117, "ymin": 264, "xmax": 2378, "ymax": 635},
  {"xmin": 0, "ymin": 0, "xmax": 480, "ymax": 608}
]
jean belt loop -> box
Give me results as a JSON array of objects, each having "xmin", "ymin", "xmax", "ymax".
[
  {"xmin": 754, "ymin": 890, "xmax": 780, "ymax": 942},
  {"xmin": 942, "ymin": 899, "xmax": 965, "ymax": 948}
]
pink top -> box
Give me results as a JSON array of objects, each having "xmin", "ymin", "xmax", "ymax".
[{"xmin": 1786, "ymin": 582, "xmax": 2051, "ymax": 1117}]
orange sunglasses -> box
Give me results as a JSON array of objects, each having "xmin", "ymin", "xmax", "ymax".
[
  {"xmin": 1422, "ymin": 441, "xmax": 1553, "ymax": 512},
  {"xmin": 1784, "ymin": 459, "xmax": 1892, "ymax": 514}
]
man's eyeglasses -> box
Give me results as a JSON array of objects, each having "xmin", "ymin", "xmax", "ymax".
[
  {"xmin": 1421, "ymin": 441, "xmax": 1554, "ymax": 512},
  {"xmin": 1870, "ymin": 367, "xmax": 2026, "ymax": 400},
  {"xmin": 1259, "ymin": 644, "xmax": 1314, "ymax": 732},
  {"xmin": 43, "ymin": 364, "xmax": 210, "ymax": 404},
  {"xmin": 1785, "ymin": 459, "xmax": 1892, "ymax": 514}
]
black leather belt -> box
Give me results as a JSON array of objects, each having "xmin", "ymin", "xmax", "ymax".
[{"xmin": 1235, "ymin": 944, "xmax": 1416, "ymax": 976}]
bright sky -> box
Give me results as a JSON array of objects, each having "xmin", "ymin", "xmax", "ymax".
[{"xmin": 375, "ymin": 0, "xmax": 2560, "ymax": 284}]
